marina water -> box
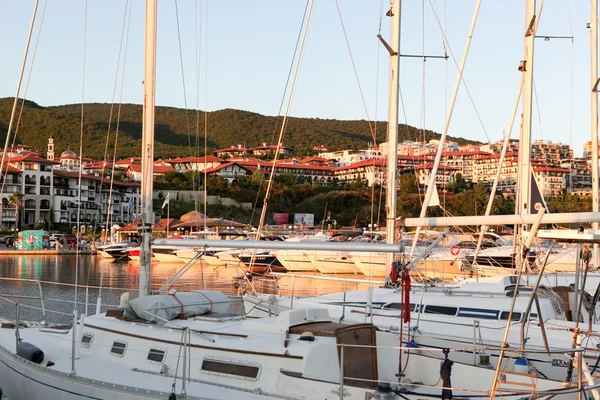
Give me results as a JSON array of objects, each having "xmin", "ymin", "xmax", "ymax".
[{"xmin": 0, "ymin": 254, "xmax": 380, "ymax": 324}]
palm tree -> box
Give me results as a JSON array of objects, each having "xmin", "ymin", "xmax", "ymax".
[{"xmin": 8, "ymin": 191, "xmax": 24, "ymax": 232}]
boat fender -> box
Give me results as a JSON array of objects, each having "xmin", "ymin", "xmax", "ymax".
[
  {"xmin": 16, "ymin": 342, "xmax": 44, "ymax": 364},
  {"xmin": 449, "ymin": 244, "xmax": 460, "ymax": 256},
  {"xmin": 513, "ymin": 355, "xmax": 532, "ymax": 374}
]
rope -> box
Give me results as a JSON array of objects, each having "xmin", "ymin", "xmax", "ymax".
[{"xmin": 196, "ymin": 291, "xmax": 214, "ymax": 313}]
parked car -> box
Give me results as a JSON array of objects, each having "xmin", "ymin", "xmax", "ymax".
[
  {"xmin": 0, "ymin": 236, "xmax": 15, "ymax": 245},
  {"xmin": 5, "ymin": 237, "xmax": 15, "ymax": 247}
]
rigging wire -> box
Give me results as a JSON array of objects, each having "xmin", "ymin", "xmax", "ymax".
[
  {"xmin": 99, "ymin": 0, "xmax": 133, "ymax": 305},
  {"xmin": 0, "ymin": 0, "xmax": 46, "ymax": 208},
  {"xmin": 74, "ymin": 0, "xmax": 89, "ymax": 310},
  {"xmin": 427, "ymin": 0, "xmax": 491, "ymax": 145},
  {"xmin": 0, "ymin": 0, "xmax": 40, "ymax": 213},
  {"xmin": 101, "ymin": 0, "xmax": 132, "ymax": 247},
  {"xmin": 249, "ymin": 0, "xmax": 311, "ymax": 227},
  {"xmin": 13, "ymin": 0, "xmax": 48, "ymax": 141},
  {"xmin": 173, "ymin": 0, "xmax": 196, "ymax": 215},
  {"xmin": 532, "ymin": 78, "xmax": 545, "ymax": 140},
  {"xmin": 203, "ymin": 0, "xmax": 209, "ymax": 235},
  {"xmin": 194, "ymin": 0, "xmax": 202, "ymax": 234},
  {"xmin": 254, "ymin": 0, "xmax": 316, "ymax": 239},
  {"xmin": 565, "ymin": 0, "xmax": 574, "ymax": 193},
  {"xmin": 334, "ymin": 0, "xmax": 377, "ymax": 145},
  {"xmin": 374, "ymin": 0, "xmax": 385, "ymax": 231}
]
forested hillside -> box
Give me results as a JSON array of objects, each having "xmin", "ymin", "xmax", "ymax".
[{"xmin": 0, "ymin": 97, "xmax": 479, "ymax": 160}]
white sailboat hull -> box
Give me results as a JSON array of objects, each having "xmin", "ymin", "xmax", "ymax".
[
  {"xmin": 275, "ymin": 250, "xmax": 316, "ymax": 272},
  {"xmin": 308, "ymin": 251, "xmax": 358, "ymax": 274}
]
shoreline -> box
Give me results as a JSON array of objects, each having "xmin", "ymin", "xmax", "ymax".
[{"xmin": 0, "ymin": 250, "xmax": 96, "ymax": 255}]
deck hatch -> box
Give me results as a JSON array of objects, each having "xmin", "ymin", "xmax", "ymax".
[{"xmin": 81, "ymin": 333, "xmax": 94, "ymax": 348}]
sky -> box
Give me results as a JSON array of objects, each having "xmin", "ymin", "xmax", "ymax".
[{"xmin": 0, "ymin": 0, "xmax": 594, "ymax": 156}]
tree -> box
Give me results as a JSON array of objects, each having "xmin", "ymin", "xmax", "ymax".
[{"xmin": 8, "ymin": 191, "xmax": 24, "ymax": 231}]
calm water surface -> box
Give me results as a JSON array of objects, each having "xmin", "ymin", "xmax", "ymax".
[{"xmin": 0, "ymin": 254, "xmax": 382, "ymax": 324}]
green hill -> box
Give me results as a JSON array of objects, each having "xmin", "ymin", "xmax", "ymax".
[{"xmin": 0, "ymin": 97, "xmax": 479, "ymax": 160}]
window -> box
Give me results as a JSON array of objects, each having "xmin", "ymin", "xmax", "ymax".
[
  {"xmin": 147, "ymin": 348, "xmax": 166, "ymax": 364},
  {"xmin": 500, "ymin": 311, "xmax": 522, "ymax": 321},
  {"xmin": 110, "ymin": 341, "xmax": 127, "ymax": 357},
  {"xmin": 201, "ymin": 358, "xmax": 261, "ymax": 381},
  {"xmin": 81, "ymin": 333, "xmax": 94, "ymax": 348},
  {"xmin": 423, "ymin": 305, "xmax": 457, "ymax": 316}
]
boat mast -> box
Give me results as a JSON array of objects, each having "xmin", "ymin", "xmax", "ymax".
[
  {"xmin": 591, "ymin": 0, "xmax": 599, "ymax": 268},
  {"xmin": 516, "ymin": 0, "xmax": 536, "ymax": 218},
  {"xmin": 139, "ymin": 0, "xmax": 157, "ymax": 298},
  {"xmin": 384, "ymin": 0, "xmax": 402, "ymax": 278}
]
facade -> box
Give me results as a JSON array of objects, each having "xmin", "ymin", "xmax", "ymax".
[
  {"xmin": 533, "ymin": 167, "xmax": 570, "ymax": 198},
  {"xmin": 0, "ymin": 149, "xmax": 140, "ymax": 231},
  {"xmin": 203, "ymin": 162, "xmax": 252, "ymax": 182},
  {"xmin": 531, "ymin": 140, "xmax": 573, "ymax": 166},
  {"xmin": 317, "ymin": 148, "xmax": 382, "ymax": 167},
  {"xmin": 164, "ymin": 156, "xmax": 223, "ymax": 173}
]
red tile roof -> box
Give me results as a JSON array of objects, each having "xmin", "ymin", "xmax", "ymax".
[
  {"xmin": 127, "ymin": 164, "xmax": 174, "ymax": 173},
  {"xmin": 7, "ymin": 154, "xmax": 60, "ymax": 164}
]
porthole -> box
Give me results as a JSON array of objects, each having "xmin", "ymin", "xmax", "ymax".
[
  {"xmin": 110, "ymin": 341, "xmax": 127, "ymax": 357},
  {"xmin": 147, "ymin": 348, "xmax": 166, "ymax": 364}
]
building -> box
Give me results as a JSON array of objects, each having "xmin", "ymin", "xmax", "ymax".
[
  {"xmin": 250, "ymin": 143, "xmax": 294, "ymax": 159},
  {"xmin": 214, "ymin": 145, "xmax": 248, "ymax": 159},
  {"xmin": 163, "ymin": 156, "xmax": 223, "ymax": 173},
  {"xmin": 414, "ymin": 164, "xmax": 460, "ymax": 187},
  {"xmin": 203, "ymin": 162, "xmax": 252, "ymax": 183},
  {"xmin": 317, "ymin": 148, "xmax": 382, "ymax": 167},
  {"xmin": 126, "ymin": 164, "xmax": 175, "ymax": 181},
  {"xmin": 531, "ymin": 140, "xmax": 573, "ymax": 166},
  {"xmin": 5, "ymin": 153, "xmax": 58, "ymax": 229},
  {"xmin": 533, "ymin": 167, "xmax": 570, "ymax": 198}
]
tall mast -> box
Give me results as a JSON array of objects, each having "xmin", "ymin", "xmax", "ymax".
[
  {"xmin": 517, "ymin": 0, "xmax": 536, "ymax": 217},
  {"xmin": 591, "ymin": 0, "xmax": 599, "ymax": 268},
  {"xmin": 139, "ymin": 0, "xmax": 157, "ymax": 298},
  {"xmin": 384, "ymin": 0, "xmax": 402, "ymax": 278}
]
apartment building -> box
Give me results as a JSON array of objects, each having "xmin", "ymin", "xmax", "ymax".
[{"xmin": 531, "ymin": 140, "xmax": 573, "ymax": 166}]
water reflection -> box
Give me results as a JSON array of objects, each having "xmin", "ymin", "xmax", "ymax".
[{"xmin": 0, "ymin": 255, "xmax": 383, "ymax": 324}]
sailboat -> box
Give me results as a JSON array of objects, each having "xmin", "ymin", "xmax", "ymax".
[{"xmin": 1, "ymin": 1, "xmax": 597, "ymax": 399}]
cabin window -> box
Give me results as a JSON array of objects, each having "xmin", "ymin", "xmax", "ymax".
[
  {"xmin": 147, "ymin": 348, "xmax": 166, "ymax": 364},
  {"xmin": 110, "ymin": 341, "xmax": 127, "ymax": 357},
  {"xmin": 384, "ymin": 303, "xmax": 419, "ymax": 312},
  {"xmin": 500, "ymin": 311, "xmax": 522, "ymax": 321},
  {"xmin": 81, "ymin": 333, "xmax": 93, "ymax": 348},
  {"xmin": 423, "ymin": 305, "xmax": 457, "ymax": 316},
  {"xmin": 201, "ymin": 357, "xmax": 261, "ymax": 381},
  {"xmin": 457, "ymin": 308, "xmax": 499, "ymax": 320}
]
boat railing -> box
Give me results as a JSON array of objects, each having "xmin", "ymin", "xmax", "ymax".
[{"xmin": 0, "ymin": 277, "xmax": 130, "ymax": 324}]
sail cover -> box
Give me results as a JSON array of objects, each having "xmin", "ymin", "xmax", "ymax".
[{"xmin": 124, "ymin": 290, "xmax": 230, "ymax": 323}]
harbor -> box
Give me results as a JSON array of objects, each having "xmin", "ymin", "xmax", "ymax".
[{"xmin": 3, "ymin": 0, "xmax": 600, "ymax": 398}]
